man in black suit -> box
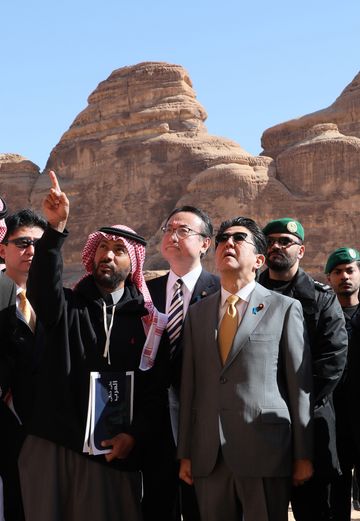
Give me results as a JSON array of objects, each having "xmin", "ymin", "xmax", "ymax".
[
  {"xmin": 143, "ymin": 205, "xmax": 220, "ymax": 521},
  {"xmin": 0, "ymin": 208, "xmax": 47, "ymax": 521}
]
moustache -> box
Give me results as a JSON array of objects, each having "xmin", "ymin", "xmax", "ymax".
[
  {"xmin": 268, "ymin": 250, "xmax": 287, "ymax": 258},
  {"xmin": 97, "ymin": 262, "xmax": 115, "ymax": 271}
]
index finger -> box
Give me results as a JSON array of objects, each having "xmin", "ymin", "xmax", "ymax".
[{"xmin": 49, "ymin": 170, "xmax": 61, "ymax": 192}]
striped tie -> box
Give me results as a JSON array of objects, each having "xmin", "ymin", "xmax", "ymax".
[{"xmin": 167, "ymin": 279, "xmax": 184, "ymax": 354}]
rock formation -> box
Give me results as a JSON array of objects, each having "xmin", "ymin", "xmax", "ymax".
[
  {"xmin": 0, "ymin": 154, "xmax": 40, "ymax": 213},
  {"xmin": 28, "ymin": 62, "xmax": 275, "ymax": 280},
  {"xmin": 261, "ymin": 72, "xmax": 360, "ymax": 158},
  {"xmin": 1, "ymin": 63, "xmax": 360, "ymax": 282}
]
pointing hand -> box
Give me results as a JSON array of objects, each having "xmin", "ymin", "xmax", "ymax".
[{"xmin": 43, "ymin": 170, "xmax": 70, "ymax": 232}]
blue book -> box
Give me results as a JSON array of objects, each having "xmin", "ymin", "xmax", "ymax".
[{"xmin": 83, "ymin": 371, "xmax": 134, "ymax": 455}]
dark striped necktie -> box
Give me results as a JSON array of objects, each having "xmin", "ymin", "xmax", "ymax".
[{"xmin": 167, "ymin": 278, "xmax": 184, "ymax": 353}]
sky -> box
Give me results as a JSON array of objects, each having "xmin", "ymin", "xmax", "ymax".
[{"xmin": 1, "ymin": 0, "xmax": 359, "ymax": 171}]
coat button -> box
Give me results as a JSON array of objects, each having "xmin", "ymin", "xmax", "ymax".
[{"xmin": 220, "ymin": 377, "xmax": 227, "ymax": 384}]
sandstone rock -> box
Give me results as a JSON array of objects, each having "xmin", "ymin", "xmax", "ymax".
[
  {"xmin": 261, "ymin": 71, "xmax": 360, "ymax": 158},
  {"xmin": 29, "ymin": 62, "xmax": 269, "ymax": 278},
  {"xmin": 275, "ymin": 123, "xmax": 360, "ymax": 196},
  {"xmin": 1, "ymin": 63, "xmax": 360, "ymax": 283},
  {"xmin": 0, "ymin": 154, "xmax": 40, "ymax": 214}
]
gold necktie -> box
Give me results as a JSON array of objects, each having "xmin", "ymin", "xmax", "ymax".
[
  {"xmin": 219, "ymin": 295, "xmax": 240, "ymax": 364},
  {"xmin": 19, "ymin": 290, "xmax": 32, "ymax": 325}
]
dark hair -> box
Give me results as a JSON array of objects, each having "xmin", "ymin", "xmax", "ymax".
[
  {"xmin": 215, "ymin": 216, "xmax": 267, "ymax": 255},
  {"xmin": 3, "ymin": 209, "xmax": 47, "ymax": 242},
  {"xmin": 165, "ymin": 205, "xmax": 213, "ymax": 238}
]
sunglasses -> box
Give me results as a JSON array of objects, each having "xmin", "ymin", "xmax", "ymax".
[
  {"xmin": 215, "ymin": 232, "xmax": 253, "ymax": 246},
  {"xmin": 267, "ymin": 237, "xmax": 302, "ymax": 248},
  {"xmin": 3, "ymin": 237, "xmax": 40, "ymax": 249}
]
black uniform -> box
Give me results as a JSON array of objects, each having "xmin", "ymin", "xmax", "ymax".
[
  {"xmin": 259, "ymin": 268, "xmax": 348, "ymax": 521},
  {"xmin": 330, "ymin": 303, "xmax": 360, "ymax": 521}
]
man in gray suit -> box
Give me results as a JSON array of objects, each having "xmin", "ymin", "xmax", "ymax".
[{"xmin": 178, "ymin": 216, "xmax": 313, "ymax": 521}]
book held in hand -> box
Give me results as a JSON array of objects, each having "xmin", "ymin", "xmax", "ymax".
[{"xmin": 83, "ymin": 371, "xmax": 134, "ymax": 455}]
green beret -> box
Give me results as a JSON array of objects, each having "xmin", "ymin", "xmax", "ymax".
[
  {"xmin": 325, "ymin": 247, "xmax": 360, "ymax": 274},
  {"xmin": 262, "ymin": 218, "xmax": 304, "ymax": 241}
]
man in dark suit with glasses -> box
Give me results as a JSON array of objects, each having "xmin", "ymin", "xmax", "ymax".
[{"xmin": 142, "ymin": 206, "xmax": 220, "ymax": 521}]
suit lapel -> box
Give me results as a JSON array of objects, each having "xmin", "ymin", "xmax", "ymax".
[
  {"xmin": 149, "ymin": 274, "xmax": 168, "ymax": 312},
  {"xmin": 190, "ymin": 270, "xmax": 219, "ymax": 305},
  {"xmin": 200, "ymin": 291, "xmax": 223, "ymax": 369},
  {"xmin": 223, "ymin": 283, "xmax": 272, "ymax": 370}
]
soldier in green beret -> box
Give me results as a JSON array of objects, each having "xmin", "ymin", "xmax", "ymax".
[
  {"xmin": 259, "ymin": 218, "xmax": 348, "ymax": 521},
  {"xmin": 326, "ymin": 247, "xmax": 360, "ymax": 520}
]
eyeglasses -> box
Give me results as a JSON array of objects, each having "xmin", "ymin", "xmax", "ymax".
[
  {"xmin": 3, "ymin": 237, "xmax": 40, "ymax": 249},
  {"xmin": 161, "ymin": 225, "xmax": 206, "ymax": 240},
  {"xmin": 267, "ymin": 237, "xmax": 302, "ymax": 248},
  {"xmin": 215, "ymin": 232, "xmax": 254, "ymax": 246}
]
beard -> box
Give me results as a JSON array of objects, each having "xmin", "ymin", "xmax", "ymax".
[
  {"xmin": 93, "ymin": 261, "xmax": 130, "ymax": 291},
  {"xmin": 266, "ymin": 250, "xmax": 298, "ymax": 272}
]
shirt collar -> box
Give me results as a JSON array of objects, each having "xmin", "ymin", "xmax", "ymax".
[
  {"xmin": 168, "ymin": 265, "xmax": 203, "ymax": 293},
  {"xmin": 220, "ymin": 279, "xmax": 256, "ymax": 308},
  {"xmin": 98, "ymin": 287, "xmax": 125, "ymax": 305},
  {"xmin": 16, "ymin": 285, "xmax": 24, "ymax": 296}
]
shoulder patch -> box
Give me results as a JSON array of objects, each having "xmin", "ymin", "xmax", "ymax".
[{"xmin": 313, "ymin": 280, "xmax": 332, "ymax": 292}]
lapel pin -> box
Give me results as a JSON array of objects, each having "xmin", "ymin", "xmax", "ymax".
[
  {"xmin": 194, "ymin": 291, "xmax": 208, "ymax": 303},
  {"xmin": 252, "ymin": 303, "xmax": 264, "ymax": 315}
]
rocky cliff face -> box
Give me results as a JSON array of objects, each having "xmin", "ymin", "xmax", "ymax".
[
  {"xmin": 28, "ymin": 61, "xmax": 274, "ymax": 279},
  {"xmin": 0, "ymin": 154, "xmax": 40, "ymax": 213},
  {"xmin": 1, "ymin": 63, "xmax": 360, "ymax": 282},
  {"xmin": 261, "ymin": 71, "xmax": 360, "ymax": 158}
]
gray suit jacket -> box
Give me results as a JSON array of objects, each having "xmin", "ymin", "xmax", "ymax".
[{"xmin": 178, "ymin": 282, "xmax": 313, "ymax": 478}]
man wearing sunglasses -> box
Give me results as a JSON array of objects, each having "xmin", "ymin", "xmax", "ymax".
[
  {"xmin": 0, "ymin": 210, "xmax": 46, "ymax": 292},
  {"xmin": 0, "ymin": 208, "xmax": 47, "ymax": 521},
  {"xmin": 143, "ymin": 206, "xmax": 220, "ymax": 521},
  {"xmin": 178, "ymin": 216, "xmax": 313, "ymax": 521},
  {"xmin": 259, "ymin": 218, "xmax": 347, "ymax": 521}
]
